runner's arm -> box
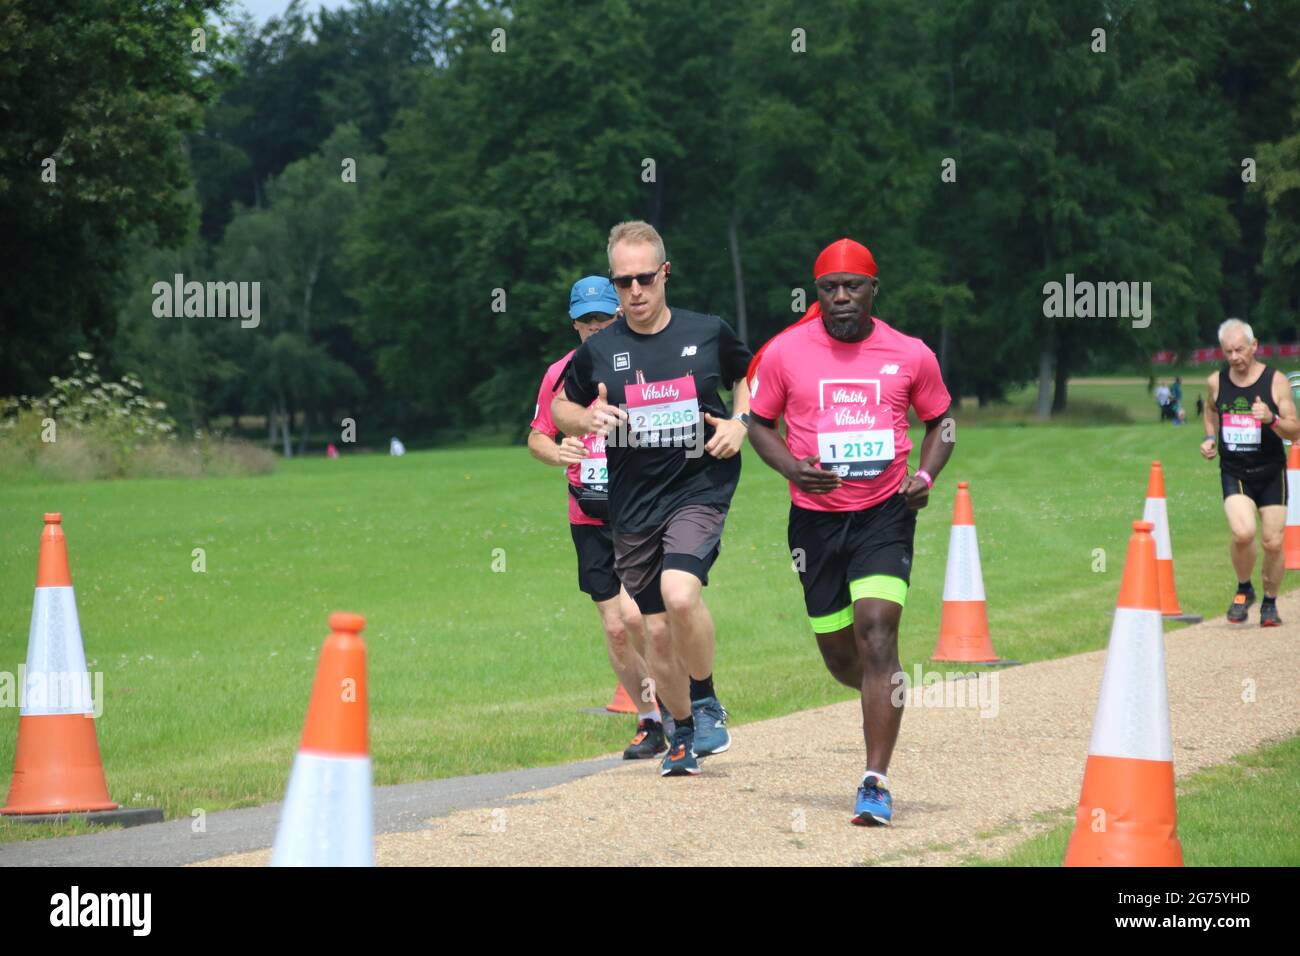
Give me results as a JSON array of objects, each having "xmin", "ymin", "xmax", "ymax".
[
  {"xmin": 749, "ymin": 413, "xmax": 842, "ymax": 493},
  {"xmin": 553, "ymin": 345, "xmax": 626, "ymax": 437},
  {"xmin": 899, "ymin": 410, "xmax": 954, "ymax": 510},
  {"xmin": 527, "ymin": 429, "xmax": 587, "ymax": 466},
  {"xmin": 1201, "ymin": 373, "xmax": 1218, "ymax": 459},
  {"xmin": 552, "ymin": 391, "xmax": 593, "ymax": 437},
  {"xmin": 704, "ymin": 376, "xmax": 751, "ymax": 458},
  {"xmin": 1270, "ymin": 370, "xmax": 1300, "ymax": 442}
]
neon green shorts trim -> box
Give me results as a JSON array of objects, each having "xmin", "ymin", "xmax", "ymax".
[
  {"xmin": 809, "ymin": 606, "xmax": 854, "ymax": 634},
  {"xmin": 808, "ymin": 575, "xmax": 908, "ymax": 633},
  {"xmin": 850, "ymin": 574, "xmax": 908, "ymax": 607}
]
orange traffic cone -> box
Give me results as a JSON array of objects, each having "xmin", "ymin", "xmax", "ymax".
[
  {"xmin": 1285, "ymin": 444, "xmax": 1300, "ymax": 571},
  {"xmin": 271, "ymin": 612, "xmax": 372, "ymax": 867},
  {"xmin": 933, "ymin": 482, "xmax": 1000, "ymax": 663},
  {"xmin": 605, "ymin": 683, "xmax": 638, "ymax": 714},
  {"xmin": 2, "ymin": 514, "xmax": 117, "ymax": 816},
  {"xmin": 1064, "ymin": 520, "xmax": 1183, "ymax": 867},
  {"xmin": 1141, "ymin": 462, "xmax": 1201, "ymax": 623}
]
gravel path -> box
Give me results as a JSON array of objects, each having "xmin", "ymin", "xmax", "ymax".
[{"xmin": 202, "ymin": 596, "xmax": 1298, "ymax": 867}]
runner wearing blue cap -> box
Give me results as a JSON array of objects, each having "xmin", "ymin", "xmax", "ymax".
[{"xmin": 528, "ymin": 276, "xmax": 666, "ymax": 759}]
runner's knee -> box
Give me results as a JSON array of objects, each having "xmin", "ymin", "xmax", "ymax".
[
  {"xmin": 819, "ymin": 643, "xmax": 860, "ymax": 686},
  {"xmin": 604, "ymin": 618, "xmax": 629, "ymax": 651},
  {"xmin": 621, "ymin": 604, "xmax": 644, "ymax": 638},
  {"xmin": 853, "ymin": 618, "xmax": 899, "ymax": 670},
  {"xmin": 643, "ymin": 615, "xmax": 672, "ymax": 655},
  {"xmin": 660, "ymin": 577, "xmax": 701, "ymax": 617}
]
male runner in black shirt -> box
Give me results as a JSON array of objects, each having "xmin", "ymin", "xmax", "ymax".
[
  {"xmin": 1200, "ymin": 318, "xmax": 1299, "ymax": 625},
  {"xmin": 554, "ymin": 220, "xmax": 753, "ymax": 776}
]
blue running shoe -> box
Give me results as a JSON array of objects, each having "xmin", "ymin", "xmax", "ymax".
[
  {"xmin": 853, "ymin": 776, "xmax": 892, "ymax": 826},
  {"xmin": 660, "ymin": 724, "xmax": 699, "ymax": 777},
  {"xmin": 691, "ymin": 696, "xmax": 731, "ymax": 757}
]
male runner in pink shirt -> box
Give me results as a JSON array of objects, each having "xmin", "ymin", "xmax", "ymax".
[
  {"xmin": 528, "ymin": 276, "xmax": 665, "ymax": 759},
  {"xmin": 747, "ymin": 239, "xmax": 955, "ymax": 825}
]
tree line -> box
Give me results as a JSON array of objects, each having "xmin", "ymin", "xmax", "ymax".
[{"xmin": 2, "ymin": 0, "xmax": 1297, "ymax": 447}]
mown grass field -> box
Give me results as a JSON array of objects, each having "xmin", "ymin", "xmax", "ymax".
[{"xmin": 1, "ymin": 385, "xmax": 1294, "ymax": 844}]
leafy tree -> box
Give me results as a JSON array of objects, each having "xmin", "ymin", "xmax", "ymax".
[{"xmin": 0, "ymin": 0, "xmax": 227, "ymax": 396}]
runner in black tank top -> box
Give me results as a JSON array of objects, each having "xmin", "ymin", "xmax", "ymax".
[
  {"xmin": 1201, "ymin": 321, "xmax": 1300, "ymax": 626},
  {"xmin": 1215, "ymin": 363, "xmax": 1284, "ymax": 480}
]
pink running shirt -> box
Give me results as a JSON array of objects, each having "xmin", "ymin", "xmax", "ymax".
[
  {"xmin": 749, "ymin": 317, "xmax": 951, "ymax": 511},
  {"xmin": 531, "ymin": 350, "xmax": 606, "ymax": 527}
]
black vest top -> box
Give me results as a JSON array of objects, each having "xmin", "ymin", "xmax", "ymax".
[{"xmin": 1216, "ymin": 364, "xmax": 1284, "ymax": 478}]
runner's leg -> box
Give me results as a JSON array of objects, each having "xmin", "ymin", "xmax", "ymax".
[
  {"xmin": 1224, "ymin": 494, "xmax": 1258, "ymax": 583},
  {"xmin": 661, "ymin": 570, "xmax": 713, "ymax": 686},
  {"xmin": 815, "ymin": 627, "xmax": 860, "ymax": 689},
  {"xmin": 1259, "ymin": 504, "xmax": 1286, "ymax": 596},
  {"xmin": 618, "ymin": 585, "xmax": 647, "ymax": 661},
  {"xmin": 643, "ymin": 611, "xmax": 689, "ymax": 720},
  {"xmin": 595, "ymin": 593, "xmax": 652, "ymax": 716},
  {"xmin": 853, "ymin": 596, "xmax": 905, "ymax": 776}
]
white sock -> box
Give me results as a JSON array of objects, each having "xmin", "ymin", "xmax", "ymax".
[
  {"xmin": 862, "ymin": 770, "xmax": 890, "ymax": 790},
  {"xmin": 639, "ymin": 708, "xmax": 662, "ymax": 724}
]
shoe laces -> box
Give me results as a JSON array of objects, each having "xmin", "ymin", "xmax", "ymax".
[{"xmin": 695, "ymin": 698, "xmax": 726, "ymax": 723}]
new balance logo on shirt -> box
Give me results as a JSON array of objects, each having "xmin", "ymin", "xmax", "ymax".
[
  {"xmin": 881, "ymin": 364, "xmax": 900, "ymax": 374},
  {"xmin": 681, "ymin": 345, "xmax": 697, "ymax": 357}
]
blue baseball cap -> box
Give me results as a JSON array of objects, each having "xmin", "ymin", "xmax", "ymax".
[{"xmin": 569, "ymin": 276, "xmax": 620, "ymax": 320}]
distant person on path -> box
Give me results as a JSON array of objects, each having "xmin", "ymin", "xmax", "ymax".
[
  {"xmin": 1200, "ymin": 319, "xmax": 1300, "ymax": 626},
  {"xmin": 1155, "ymin": 381, "xmax": 1172, "ymax": 420}
]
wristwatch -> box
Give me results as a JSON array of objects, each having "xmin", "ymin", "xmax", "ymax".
[{"xmin": 733, "ymin": 412, "xmax": 751, "ymax": 429}]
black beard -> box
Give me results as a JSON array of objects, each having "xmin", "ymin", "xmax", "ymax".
[{"xmin": 826, "ymin": 315, "xmax": 869, "ymax": 341}]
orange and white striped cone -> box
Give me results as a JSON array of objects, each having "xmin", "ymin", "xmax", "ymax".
[
  {"xmin": 605, "ymin": 683, "xmax": 638, "ymax": 714},
  {"xmin": 1141, "ymin": 461, "xmax": 1201, "ymax": 623},
  {"xmin": 1285, "ymin": 443, "xmax": 1300, "ymax": 570},
  {"xmin": 1064, "ymin": 520, "xmax": 1183, "ymax": 867},
  {"xmin": 271, "ymin": 612, "xmax": 372, "ymax": 866},
  {"xmin": 932, "ymin": 482, "xmax": 1001, "ymax": 663},
  {"xmin": 2, "ymin": 514, "xmax": 117, "ymax": 816}
]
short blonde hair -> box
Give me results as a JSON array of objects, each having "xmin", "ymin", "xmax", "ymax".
[{"xmin": 607, "ymin": 220, "xmax": 666, "ymax": 270}]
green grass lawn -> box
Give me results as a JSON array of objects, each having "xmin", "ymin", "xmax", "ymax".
[
  {"xmin": 970, "ymin": 735, "xmax": 1300, "ymax": 866},
  {"xmin": 0, "ymin": 412, "xmax": 1289, "ymax": 840}
]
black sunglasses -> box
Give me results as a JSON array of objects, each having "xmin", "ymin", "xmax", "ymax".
[{"xmin": 610, "ymin": 264, "xmax": 666, "ymax": 290}]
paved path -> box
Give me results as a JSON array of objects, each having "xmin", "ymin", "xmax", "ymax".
[
  {"xmin": 1, "ymin": 757, "xmax": 621, "ymax": 866},
  {"xmin": 200, "ymin": 595, "xmax": 1300, "ymax": 867}
]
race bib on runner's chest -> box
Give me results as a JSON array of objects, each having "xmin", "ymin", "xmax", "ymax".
[
  {"xmin": 578, "ymin": 433, "xmax": 608, "ymax": 486},
  {"xmin": 1222, "ymin": 412, "xmax": 1261, "ymax": 451},
  {"xmin": 816, "ymin": 404, "xmax": 895, "ymax": 480},
  {"xmin": 625, "ymin": 375, "xmax": 699, "ymax": 444}
]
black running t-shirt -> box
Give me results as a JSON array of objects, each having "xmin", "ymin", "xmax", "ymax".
[{"xmin": 563, "ymin": 309, "xmax": 753, "ymax": 534}]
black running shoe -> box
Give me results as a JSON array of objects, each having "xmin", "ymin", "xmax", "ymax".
[
  {"xmin": 1227, "ymin": 586, "xmax": 1255, "ymax": 624},
  {"xmin": 1259, "ymin": 601, "xmax": 1282, "ymax": 628},
  {"xmin": 623, "ymin": 719, "xmax": 667, "ymax": 759}
]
